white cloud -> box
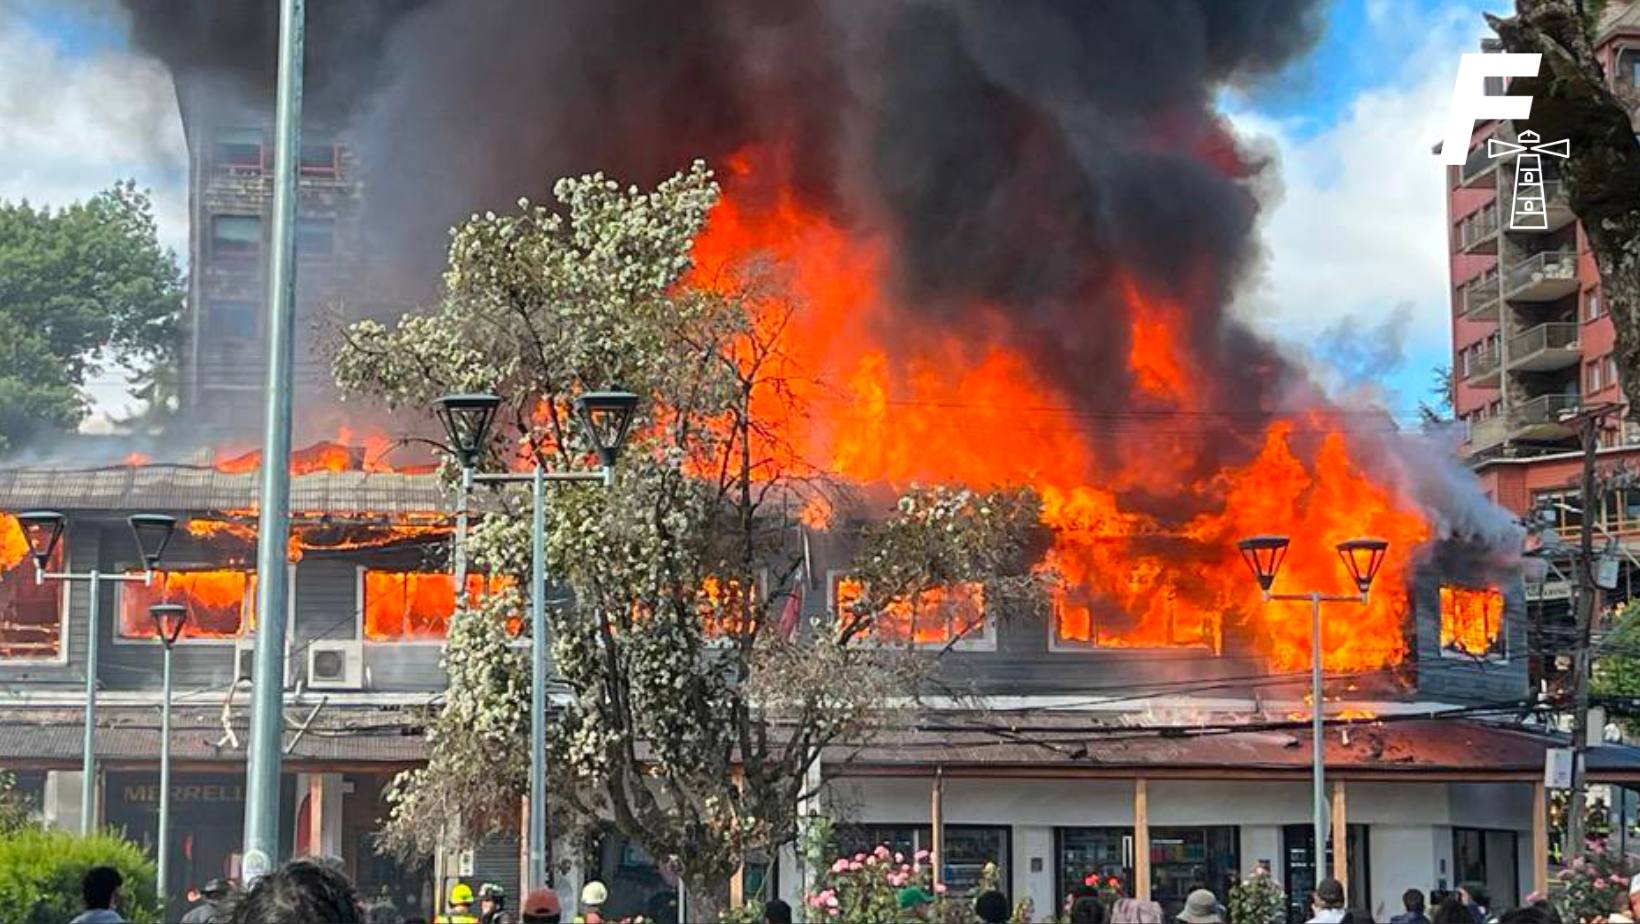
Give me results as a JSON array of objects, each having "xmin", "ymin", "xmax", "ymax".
[
  {"xmin": 0, "ymin": 2, "xmax": 188, "ymax": 423},
  {"xmin": 1229, "ymin": 1, "xmax": 1502, "ymax": 409}
]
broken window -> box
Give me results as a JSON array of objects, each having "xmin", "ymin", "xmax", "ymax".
[
  {"xmin": 299, "ymin": 142, "xmax": 340, "ymax": 178},
  {"xmin": 833, "ymin": 577, "xmax": 986, "ymax": 646},
  {"xmin": 1439, "ymin": 586, "xmax": 1505, "ymax": 659},
  {"xmin": 361, "ymin": 571, "xmax": 515, "ymax": 641},
  {"xmin": 211, "ymin": 215, "xmax": 262, "ymax": 261},
  {"xmin": 0, "ymin": 514, "xmax": 64, "ymax": 660},
  {"xmin": 119, "ymin": 571, "xmax": 258, "ymax": 640},
  {"xmin": 215, "ymin": 127, "xmax": 264, "ymax": 176}
]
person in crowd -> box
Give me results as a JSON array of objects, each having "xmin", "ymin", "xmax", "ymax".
[
  {"xmin": 1432, "ymin": 895, "xmax": 1470, "ymax": 924},
  {"xmin": 1309, "ymin": 878, "xmax": 1348, "ymax": 924},
  {"xmin": 762, "ymin": 897, "xmax": 793, "ymax": 924},
  {"xmin": 1072, "ymin": 896, "xmax": 1110, "ymax": 924},
  {"xmin": 897, "ymin": 885, "xmax": 935, "ymax": 920},
  {"xmin": 479, "ymin": 884, "xmax": 513, "ymax": 924},
  {"xmin": 576, "ymin": 880, "xmax": 608, "ymax": 924},
  {"xmin": 1391, "ymin": 890, "xmax": 1431, "ymax": 924},
  {"xmin": 183, "ymin": 878, "xmax": 237, "ymax": 924},
  {"xmin": 520, "ymin": 889, "xmax": 563, "ymax": 924},
  {"xmin": 1498, "ymin": 907, "xmax": 1554, "ymax": 924},
  {"xmin": 974, "ymin": 889, "xmax": 1011, "ymax": 924},
  {"xmin": 1459, "ymin": 883, "xmax": 1493, "ymax": 924},
  {"xmin": 229, "ymin": 859, "xmax": 363, "ymax": 924},
  {"xmin": 70, "ymin": 866, "xmax": 127, "ymax": 924},
  {"xmin": 436, "ymin": 882, "xmax": 479, "ymax": 924},
  {"xmin": 1178, "ymin": 889, "xmax": 1225, "ymax": 924}
]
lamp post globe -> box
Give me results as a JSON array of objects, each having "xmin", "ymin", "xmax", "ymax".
[
  {"xmin": 15, "ymin": 511, "xmax": 66, "ymax": 571},
  {"xmin": 1335, "ymin": 537, "xmax": 1390, "ymax": 594},
  {"xmin": 129, "ymin": 514, "xmax": 178, "ymax": 571},
  {"xmin": 1236, "ymin": 535, "xmax": 1291, "ymax": 593},
  {"xmin": 435, "ymin": 393, "xmax": 504, "ymax": 468},
  {"xmin": 573, "ymin": 390, "xmax": 640, "ymax": 468}
]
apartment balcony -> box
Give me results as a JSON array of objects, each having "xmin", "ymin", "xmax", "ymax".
[
  {"xmin": 1459, "ymin": 143, "xmax": 1499, "ymax": 187},
  {"xmin": 1504, "ymin": 250, "xmax": 1579, "ymax": 302},
  {"xmin": 1468, "ymin": 416, "xmax": 1507, "ymax": 452},
  {"xmin": 1462, "ymin": 282, "xmax": 1500, "ymax": 321},
  {"xmin": 1458, "ymin": 208, "xmax": 1500, "ymax": 254},
  {"xmin": 1509, "ymin": 393, "xmax": 1581, "ymax": 441},
  {"xmin": 1466, "ymin": 347, "xmax": 1502, "ymax": 388},
  {"xmin": 1506, "ymin": 322, "xmax": 1580, "ymax": 372},
  {"xmin": 1505, "ymin": 180, "xmax": 1575, "ymax": 234}
]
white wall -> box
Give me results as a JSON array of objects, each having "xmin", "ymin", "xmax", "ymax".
[{"xmin": 1371, "ymin": 827, "xmax": 1439, "ymax": 922}]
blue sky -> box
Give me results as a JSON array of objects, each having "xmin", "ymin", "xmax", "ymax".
[{"xmin": 2, "ymin": 0, "xmax": 1512, "ymax": 426}]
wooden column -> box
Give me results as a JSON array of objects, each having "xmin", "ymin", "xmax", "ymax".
[
  {"xmin": 1330, "ymin": 781, "xmax": 1348, "ymax": 888},
  {"xmin": 730, "ymin": 766, "xmax": 745, "ymax": 909},
  {"xmin": 1533, "ymin": 781, "xmax": 1550, "ymax": 894},
  {"xmin": 307, "ymin": 775, "xmax": 325, "ymax": 857},
  {"xmin": 931, "ymin": 768, "xmax": 946, "ymax": 889},
  {"xmin": 1135, "ymin": 778, "xmax": 1151, "ymax": 902}
]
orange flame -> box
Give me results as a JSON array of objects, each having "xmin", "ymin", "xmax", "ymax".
[
  {"xmin": 119, "ymin": 571, "xmax": 256, "ymax": 639},
  {"xmin": 0, "ymin": 513, "xmax": 65, "ymax": 658},
  {"xmin": 834, "ymin": 578, "xmax": 986, "ymax": 645},
  {"xmin": 685, "ymin": 149, "xmax": 1432, "ymax": 672},
  {"xmin": 1439, "ymin": 586, "xmax": 1504, "ymax": 657},
  {"xmin": 362, "ymin": 570, "xmax": 515, "ymax": 640}
]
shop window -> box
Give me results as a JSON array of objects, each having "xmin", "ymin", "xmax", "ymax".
[
  {"xmin": 836, "ymin": 824, "xmax": 1010, "ymax": 897},
  {"xmin": 296, "ymin": 218, "xmax": 335, "ymax": 262},
  {"xmin": 0, "ymin": 514, "xmax": 65, "ymax": 660},
  {"xmin": 361, "ymin": 570, "xmax": 515, "ymax": 641},
  {"xmin": 299, "ymin": 142, "xmax": 339, "ymax": 178},
  {"xmin": 119, "ymin": 571, "xmax": 257, "ymax": 640},
  {"xmin": 211, "ymin": 215, "xmax": 262, "ymax": 261},
  {"xmin": 1149, "ymin": 827, "xmax": 1240, "ymax": 917},
  {"xmin": 1439, "ymin": 586, "xmax": 1505, "ymax": 659},
  {"xmin": 214, "ymin": 128, "xmax": 264, "ymax": 176},
  {"xmin": 832, "ymin": 576, "xmax": 987, "ymax": 646}
]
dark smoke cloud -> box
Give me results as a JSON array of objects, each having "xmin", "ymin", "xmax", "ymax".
[{"xmin": 121, "ymin": 0, "xmax": 1328, "ymax": 485}]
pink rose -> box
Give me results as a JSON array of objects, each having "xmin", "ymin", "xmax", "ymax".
[
  {"xmin": 831, "ymin": 859, "xmax": 849, "ymax": 874},
  {"xmin": 826, "ymin": 894, "xmax": 840, "ymax": 909},
  {"xmin": 875, "ymin": 845, "xmax": 892, "ymax": 859},
  {"xmin": 854, "ymin": 853, "xmax": 866, "ymax": 863},
  {"xmin": 866, "ymin": 856, "xmax": 878, "ymax": 866},
  {"xmin": 888, "ymin": 873, "xmax": 908, "ymax": 887},
  {"xmin": 848, "ymin": 861, "xmax": 863, "ymax": 871},
  {"xmin": 895, "ymin": 852, "xmax": 905, "ymax": 864},
  {"xmin": 915, "ymin": 849, "xmax": 930, "ymax": 860},
  {"xmin": 934, "ymin": 883, "xmax": 948, "ymax": 894},
  {"xmin": 827, "ymin": 909, "xmax": 840, "ymax": 918}
]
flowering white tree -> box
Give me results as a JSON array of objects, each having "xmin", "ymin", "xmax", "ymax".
[{"xmin": 332, "ymin": 162, "xmax": 1044, "ymax": 914}]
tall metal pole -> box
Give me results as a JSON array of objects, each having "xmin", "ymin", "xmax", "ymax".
[
  {"xmin": 242, "ymin": 0, "xmax": 304, "ymax": 885},
  {"xmin": 1311, "ymin": 591, "xmax": 1326, "ymax": 876},
  {"xmin": 157, "ymin": 641, "xmax": 174, "ymax": 906},
  {"xmin": 454, "ymin": 465, "xmax": 473, "ymax": 606},
  {"xmin": 80, "ymin": 571, "xmax": 101, "ymax": 835},
  {"xmin": 528, "ymin": 464, "xmax": 548, "ymax": 891},
  {"xmin": 1568, "ymin": 413, "xmax": 1602, "ymax": 856}
]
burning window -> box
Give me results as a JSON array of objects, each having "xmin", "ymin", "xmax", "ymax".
[
  {"xmin": 1439, "ymin": 586, "xmax": 1505, "ymax": 659},
  {"xmin": 697, "ymin": 575, "xmax": 764, "ymax": 637},
  {"xmin": 214, "ymin": 128, "xmax": 264, "ymax": 175},
  {"xmin": 211, "ymin": 215, "xmax": 262, "ymax": 261},
  {"xmin": 1053, "ymin": 589, "xmax": 1218, "ymax": 651},
  {"xmin": 119, "ymin": 571, "xmax": 257, "ymax": 641},
  {"xmin": 0, "ymin": 514, "xmax": 64, "ymax": 660},
  {"xmin": 361, "ymin": 571, "xmax": 515, "ymax": 641},
  {"xmin": 833, "ymin": 577, "xmax": 987, "ymax": 646}
]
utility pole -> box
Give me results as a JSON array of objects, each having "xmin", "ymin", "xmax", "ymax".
[
  {"xmin": 241, "ymin": 0, "xmax": 304, "ymax": 885},
  {"xmin": 1566, "ymin": 403, "xmax": 1619, "ymax": 856}
]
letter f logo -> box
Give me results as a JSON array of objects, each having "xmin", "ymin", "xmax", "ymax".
[{"xmin": 1439, "ymin": 53, "xmax": 1542, "ymax": 165}]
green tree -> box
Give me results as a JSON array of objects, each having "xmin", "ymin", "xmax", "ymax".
[
  {"xmin": 0, "ymin": 180, "xmax": 182, "ymax": 453},
  {"xmin": 0, "ymin": 827, "xmax": 159, "ymax": 924},
  {"xmin": 1593, "ymin": 601, "xmax": 1640, "ymax": 737},
  {"xmin": 333, "ymin": 162, "xmax": 1044, "ymax": 916}
]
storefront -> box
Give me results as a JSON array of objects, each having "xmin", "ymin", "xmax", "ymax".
[{"xmin": 1055, "ymin": 825, "xmax": 1239, "ymax": 916}]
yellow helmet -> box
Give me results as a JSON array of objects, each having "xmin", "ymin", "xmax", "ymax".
[{"xmin": 450, "ymin": 883, "xmax": 475, "ymax": 905}]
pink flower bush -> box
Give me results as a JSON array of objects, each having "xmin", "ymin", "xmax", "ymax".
[
  {"xmin": 1554, "ymin": 839, "xmax": 1637, "ymax": 924},
  {"xmin": 805, "ymin": 843, "xmax": 968, "ymax": 923}
]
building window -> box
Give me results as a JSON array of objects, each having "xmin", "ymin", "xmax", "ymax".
[
  {"xmin": 837, "ymin": 824, "xmax": 1010, "ymax": 897},
  {"xmin": 119, "ymin": 571, "xmax": 257, "ymax": 641},
  {"xmin": 832, "ymin": 576, "xmax": 988, "ymax": 647},
  {"xmin": 214, "ymin": 127, "xmax": 264, "ymax": 176},
  {"xmin": 1439, "ymin": 585, "xmax": 1506, "ymax": 659},
  {"xmin": 1606, "ymin": 356, "xmax": 1619, "ymax": 390},
  {"xmin": 1586, "ymin": 289, "xmax": 1603, "ymax": 321},
  {"xmin": 296, "ymin": 218, "xmax": 336, "ymax": 262},
  {"xmin": 211, "ymin": 215, "xmax": 262, "ymax": 261},
  {"xmin": 1488, "ymin": 400, "xmax": 1501, "ymax": 418},
  {"xmin": 299, "ymin": 142, "xmax": 339, "ymax": 178},
  {"xmin": 360, "ymin": 570, "xmax": 515, "ymax": 641},
  {"xmin": 207, "ymin": 299, "xmax": 260, "ymax": 341},
  {"xmin": 0, "ymin": 514, "xmax": 65, "ymax": 661},
  {"xmin": 1589, "ymin": 360, "xmax": 1604, "ymax": 394}
]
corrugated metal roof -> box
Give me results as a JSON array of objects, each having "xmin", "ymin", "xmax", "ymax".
[{"xmin": 0, "ymin": 466, "xmax": 449, "ymax": 517}]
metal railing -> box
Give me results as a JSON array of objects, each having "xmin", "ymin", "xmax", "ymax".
[
  {"xmin": 1506, "ymin": 250, "xmax": 1577, "ymax": 293},
  {"xmin": 1461, "ymin": 144, "xmax": 1498, "ymax": 183},
  {"xmin": 1467, "ymin": 347, "xmax": 1501, "ymax": 380},
  {"xmin": 1464, "ymin": 280, "xmax": 1500, "ymax": 317},
  {"xmin": 1507, "ymin": 321, "xmax": 1580, "ymax": 360},
  {"xmin": 1459, "ymin": 208, "xmax": 1500, "ymax": 248},
  {"xmin": 1511, "ymin": 393, "xmax": 1582, "ymax": 428},
  {"xmin": 1469, "ymin": 416, "xmax": 1507, "ymax": 450}
]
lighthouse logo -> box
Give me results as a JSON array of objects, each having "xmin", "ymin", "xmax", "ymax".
[{"xmin": 1487, "ymin": 129, "xmax": 1570, "ymax": 230}]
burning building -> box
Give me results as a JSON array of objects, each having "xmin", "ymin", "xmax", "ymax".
[{"xmin": 7, "ymin": 0, "xmax": 1640, "ymax": 921}]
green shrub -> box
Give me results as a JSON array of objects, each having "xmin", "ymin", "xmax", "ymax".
[{"xmin": 0, "ymin": 827, "xmax": 159, "ymax": 924}]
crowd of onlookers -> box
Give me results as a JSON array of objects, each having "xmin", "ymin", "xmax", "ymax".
[{"xmin": 62, "ymin": 860, "xmax": 1640, "ymax": 924}]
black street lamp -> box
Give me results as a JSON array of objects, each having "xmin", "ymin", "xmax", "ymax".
[
  {"xmin": 16, "ymin": 510, "xmax": 65, "ymax": 570},
  {"xmin": 1235, "ymin": 533, "xmax": 1392, "ymax": 883},
  {"xmin": 433, "ymin": 386, "xmax": 639, "ymax": 892},
  {"xmin": 149, "ymin": 602, "xmax": 188, "ymax": 908}
]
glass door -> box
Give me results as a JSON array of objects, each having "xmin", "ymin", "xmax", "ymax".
[
  {"xmin": 1283, "ymin": 825, "xmax": 1372, "ymax": 924},
  {"xmin": 1150, "ymin": 827, "xmax": 1239, "ymax": 918},
  {"xmin": 1057, "ymin": 827, "xmax": 1136, "ymax": 909}
]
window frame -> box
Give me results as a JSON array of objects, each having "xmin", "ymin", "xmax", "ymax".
[
  {"xmin": 0, "ymin": 563, "xmax": 71, "ymax": 666},
  {"xmin": 1436, "ymin": 585, "xmax": 1509, "ymax": 664},
  {"xmin": 298, "ymin": 141, "xmax": 340, "ymax": 179},
  {"xmin": 355, "ymin": 566, "xmax": 521, "ymax": 646},
  {"xmin": 112, "ymin": 565, "xmax": 296, "ymax": 647},
  {"xmin": 210, "ymin": 214, "xmax": 264, "ymax": 262},
  {"xmin": 213, "ymin": 127, "xmax": 266, "ymax": 177},
  {"xmin": 825, "ymin": 569, "xmax": 997, "ymax": 652}
]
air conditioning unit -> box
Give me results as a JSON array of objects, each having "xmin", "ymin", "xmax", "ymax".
[{"xmin": 306, "ymin": 640, "xmax": 364, "ymax": 690}]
